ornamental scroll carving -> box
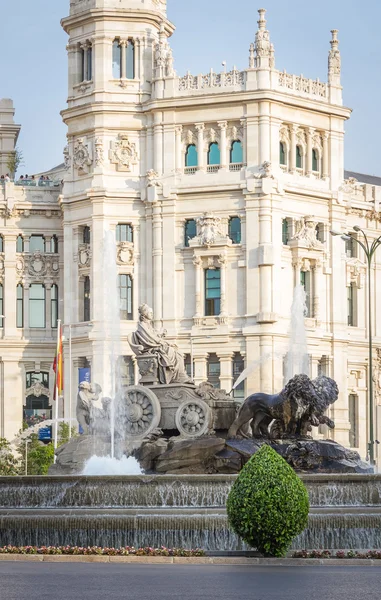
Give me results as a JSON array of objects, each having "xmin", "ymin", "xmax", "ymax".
[
  {"xmin": 73, "ymin": 138, "xmax": 92, "ymax": 175},
  {"xmin": 117, "ymin": 242, "xmax": 134, "ymax": 266},
  {"xmin": 291, "ymin": 216, "xmax": 324, "ymax": 250},
  {"xmin": 109, "ymin": 134, "xmax": 138, "ymax": 172},
  {"xmin": 18, "ymin": 252, "xmax": 60, "ymax": 283},
  {"xmin": 346, "ymin": 258, "xmax": 366, "ymax": 289}
]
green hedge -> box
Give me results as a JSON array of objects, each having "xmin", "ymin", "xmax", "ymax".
[{"xmin": 227, "ymin": 445, "xmax": 309, "ymax": 557}]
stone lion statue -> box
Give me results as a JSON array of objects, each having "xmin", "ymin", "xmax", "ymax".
[{"xmin": 228, "ymin": 374, "xmax": 339, "ymax": 439}]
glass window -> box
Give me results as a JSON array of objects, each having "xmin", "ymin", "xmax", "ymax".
[
  {"xmin": 282, "ymin": 219, "xmax": 289, "ymax": 245},
  {"xmin": 83, "ymin": 226, "xmax": 91, "ymax": 245},
  {"xmin": 345, "ymin": 236, "xmax": 357, "ymax": 258},
  {"xmin": 316, "ymin": 224, "xmax": 325, "ymax": 243},
  {"xmin": 300, "ymin": 271, "xmax": 311, "ymax": 318},
  {"xmin": 51, "ymin": 284, "xmax": 58, "ymax": 329},
  {"xmin": 184, "ymin": 219, "xmax": 197, "ymax": 247},
  {"xmin": 233, "ymin": 353, "xmax": 245, "ymax": 399},
  {"xmin": 280, "ymin": 142, "xmax": 286, "ymax": 165},
  {"xmin": 112, "ymin": 40, "xmax": 122, "ymax": 79},
  {"xmin": 229, "ymin": 217, "xmax": 241, "ymax": 244},
  {"xmin": 81, "ymin": 47, "xmax": 85, "ymax": 82},
  {"xmin": 26, "ymin": 372, "xmax": 49, "ymax": 390},
  {"xmin": 84, "ymin": 276, "xmax": 91, "ymax": 322},
  {"xmin": 184, "ymin": 354, "xmax": 193, "ymax": 379},
  {"xmin": 312, "ymin": 149, "xmax": 319, "ymax": 171},
  {"xmin": 29, "ymin": 235, "xmax": 45, "ymax": 253},
  {"xmin": 296, "ymin": 145, "xmax": 303, "ymax": 169},
  {"xmin": 119, "ymin": 274, "xmax": 133, "ymax": 320},
  {"xmin": 0, "ymin": 284, "xmax": 3, "ymax": 329},
  {"xmin": 205, "ymin": 269, "xmax": 221, "ymax": 316},
  {"xmin": 348, "ymin": 283, "xmax": 357, "ymax": 327},
  {"xmin": 185, "ymin": 144, "xmax": 198, "ymax": 168},
  {"xmin": 16, "ymin": 235, "xmax": 24, "ymax": 253},
  {"xmin": 50, "ymin": 235, "xmax": 58, "ymax": 254},
  {"xmin": 126, "ymin": 40, "xmax": 135, "ymax": 79},
  {"xmin": 86, "ymin": 46, "xmax": 92, "ymax": 81},
  {"xmin": 116, "ymin": 224, "xmax": 133, "ymax": 243},
  {"xmin": 208, "ymin": 143, "xmax": 220, "ymax": 166},
  {"xmin": 349, "ymin": 394, "xmax": 358, "ymax": 448},
  {"xmin": 230, "ymin": 141, "xmax": 243, "ymax": 164},
  {"xmin": 0, "ymin": 235, "xmax": 3, "ymax": 253},
  {"xmin": 207, "ymin": 354, "xmax": 220, "ymax": 389},
  {"xmin": 29, "ymin": 284, "xmax": 45, "ymax": 328},
  {"xmin": 17, "ymin": 284, "xmax": 23, "ymax": 328}
]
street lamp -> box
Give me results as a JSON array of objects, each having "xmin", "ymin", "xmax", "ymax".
[{"xmin": 331, "ymin": 226, "xmax": 381, "ymax": 465}]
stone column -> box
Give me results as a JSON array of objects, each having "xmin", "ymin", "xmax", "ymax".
[
  {"xmin": 258, "ymin": 197, "xmax": 274, "ymax": 319},
  {"xmin": 322, "ymin": 132, "xmax": 329, "ymax": 180},
  {"xmin": 193, "ymin": 256, "xmax": 202, "ymax": 321},
  {"xmin": 175, "ymin": 125, "xmax": 183, "ymax": 172},
  {"xmin": 152, "ymin": 204, "xmax": 163, "ymax": 325},
  {"xmin": 3, "ymin": 234, "xmax": 17, "ymax": 336},
  {"xmin": 290, "ymin": 125, "xmax": 297, "ymax": 173},
  {"xmin": 120, "ymin": 40, "xmax": 127, "ymax": 79},
  {"xmin": 153, "ymin": 113, "xmax": 163, "ymax": 175},
  {"xmin": 312, "ymin": 260, "xmax": 323, "ymax": 323},
  {"xmin": 218, "ymin": 121, "xmax": 228, "ymax": 169},
  {"xmin": 23, "ymin": 283, "xmax": 30, "ymax": 330},
  {"xmin": 240, "ymin": 118, "xmax": 247, "ymax": 164},
  {"xmin": 146, "ymin": 115, "xmax": 154, "ymax": 171},
  {"xmin": 306, "ymin": 127, "xmax": 314, "ymax": 176},
  {"xmin": 218, "ymin": 255, "xmax": 228, "ymax": 320},
  {"xmin": 195, "ymin": 123, "xmax": 205, "ymax": 171},
  {"xmin": 258, "ymin": 101, "xmax": 270, "ymax": 164},
  {"xmin": 24, "ymin": 236, "xmax": 30, "ymax": 253},
  {"xmin": 194, "ymin": 355, "xmax": 207, "ymax": 387},
  {"xmin": 219, "ymin": 352, "xmax": 234, "ymax": 393}
]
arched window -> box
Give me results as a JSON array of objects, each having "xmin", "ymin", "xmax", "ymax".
[
  {"xmin": 230, "ymin": 140, "xmax": 243, "ymax": 164},
  {"xmin": 83, "ymin": 226, "xmax": 91, "ymax": 245},
  {"xmin": 184, "ymin": 219, "xmax": 197, "ymax": 247},
  {"xmin": 348, "ymin": 283, "xmax": 357, "ymax": 327},
  {"xmin": 0, "ymin": 235, "xmax": 3, "ymax": 253},
  {"xmin": 116, "ymin": 224, "xmax": 133, "ymax": 243},
  {"xmin": 29, "ymin": 235, "xmax": 45, "ymax": 253},
  {"xmin": 185, "ymin": 144, "xmax": 198, "ymax": 168},
  {"xmin": 208, "ymin": 142, "xmax": 220, "ymax": 166},
  {"xmin": 300, "ymin": 271, "xmax": 312, "ymax": 318},
  {"xmin": 233, "ymin": 353, "xmax": 245, "ymax": 399},
  {"xmin": 51, "ymin": 284, "xmax": 58, "ymax": 329},
  {"xmin": 312, "ymin": 149, "xmax": 319, "ymax": 172},
  {"xmin": 205, "ymin": 268, "xmax": 221, "ymax": 316},
  {"xmin": 87, "ymin": 45, "xmax": 92, "ymax": 81},
  {"xmin": 16, "ymin": 284, "xmax": 23, "ymax": 328},
  {"xmin": 0, "ymin": 284, "xmax": 3, "ymax": 329},
  {"xmin": 207, "ymin": 353, "xmax": 220, "ymax": 389},
  {"xmin": 50, "ymin": 235, "xmax": 58, "ymax": 254},
  {"xmin": 24, "ymin": 372, "xmax": 51, "ymax": 431},
  {"xmin": 279, "ymin": 142, "xmax": 287, "ymax": 165},
  {"xmin": 126, "ymin": 40, "xmax": 135, "ymax": 79},
  {"xmin": 282, "ymin": 218, "xmax": 289, "ymax": 245},
  {"xmin": 119, "ymin": 274, "xmax": 133, "ymax": 320},
  {"xmin": 112, "ymin": 40, "xmax": 122, "ymax": 79},
  {"xmin": 29, "ymin": 284, "xmax": 46, "ymax": 328},
  {"xmin": 16, "ymin": 235, "xmax": 24, "ymax": 253},
  {"xmin": 84, "ymin": 276, "xmax": 91, "ymax": 322},
  {"xmin": 296, "ymin": 145, "xmax": 303, "ymax": 169},
  {"xmin": 228, "ymin": 217, "xmax": 241, "ymax": 244}
]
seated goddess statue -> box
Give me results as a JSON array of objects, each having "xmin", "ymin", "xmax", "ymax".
[{"xmin": 129, "ymin": 304, "xmax": 193, "ymax": 385}]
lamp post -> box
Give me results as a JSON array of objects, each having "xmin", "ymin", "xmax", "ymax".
[{"xmin": 331, "ymin": 227, "xmax": 381, "ymax": 465}]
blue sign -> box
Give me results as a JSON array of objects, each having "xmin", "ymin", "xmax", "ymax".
[
  {"xmin": 38, "ymin": 427, "xmax": 52, "ymax": 441},
  {"xmin": 78, "ymin": 367, "xmax": 91, "ymax": 434}
]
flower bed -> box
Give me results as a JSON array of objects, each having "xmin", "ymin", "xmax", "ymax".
[
  {"xmin": 0, "ymin": 546, "xmax": 205, "ymax": 557},
  {"xmin": 293, "ymin": 550, "xmax": 381, "ymax": 560}
]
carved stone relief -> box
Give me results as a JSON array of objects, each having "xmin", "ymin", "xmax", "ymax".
[
  {"xmin": 109, "ymin": 134, "xmax": 138, "ymax": 172},
  {"xmin": 73, "ymin": 138, "xmax": 92, "ymax": 175}
]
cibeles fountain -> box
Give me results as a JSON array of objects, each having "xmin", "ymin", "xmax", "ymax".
[{"xmin": 50, "ymin": 294, "xmax": 370, "ymax": 477}]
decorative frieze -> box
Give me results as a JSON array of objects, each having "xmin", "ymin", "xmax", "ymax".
[{"xmin": 16, "ymin": 251, "xmax": 60, "ymax": 284}]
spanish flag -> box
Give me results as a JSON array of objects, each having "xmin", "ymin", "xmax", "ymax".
[{"xmin": 53, "ymin": 320, "xmax": 63, "ymax": 401}]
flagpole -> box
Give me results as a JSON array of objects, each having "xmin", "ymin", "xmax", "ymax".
[
  {"xmin": 69, "ymin": 323, "xmax": 72, "ymax": 439},
  {"xmin": 53, "ymin": 319, "xmax": 61, "ymax": 464}
]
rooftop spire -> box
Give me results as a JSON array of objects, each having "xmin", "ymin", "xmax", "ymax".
[
  {"xmin": 250, "ymin": 8, "xmax": 275, "ymax": 69},
  {"xmin": 328, "ymin": 29, "xmax": 341, "ymax": 84}
]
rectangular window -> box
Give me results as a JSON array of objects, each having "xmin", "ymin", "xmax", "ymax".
[
  {"xmin": 345, "ymin": 236, "xmax": 357, "ymax": 258},
  {"xmin": 207, "ymin": 355, "xmax": 220, "ymax": 389},
  {"xmin": 233, "ymin": 354, "xmax": 245, "ymax": 399},
  {"xmin": 86, "ymin": 46, "xmax": 92, "ymax": 81},
  {"xmin": 349, "ymin": 394, "xmax": 358, "ymax": 448},
  {"xmin": 116, "ymin": 224, "xmax": 133, "ymax": 243},
  {"xmin": 83, "ymin": 226, "xmax": 91, "ymax": 245},
  {"xmin": 282, "ymin": 219, "xmax": 289, "ymax": 245},
  {"xmin": 228, "ymin": 217, "xmax": 241, "ymax": 244},
  {"xmin": 16, "ymin": 235, "xmax": 24, "ymax": 253},
  {"xmin": 347, "ymin": 284, "xmax": 357, "ymax": 327},
  {"xmin": 112, "ymin": 41, "xmax": 122, "ymax": 79},
  {"xmin": 119, "ymin": 274, "xmax": 133, "ymax": 320},
  {"xmin": 17, "ymin": 285, "xmax": 23, "ymax": 328},
  {"xmin": 126, "ymin": 40, "xmax": 135, "ymax": 79},
  {"xmin": 184, "ymin": 219, "xmax": 197, "ymax": 247},
  {"xmin": 29, "ymin": 235, "xmax": 45, "ymax": 253},
  {"xmin": 84, "ymin": 277, "xmax": 91, "ymax": 322},
  {"xmin": 300, "ymin": 271, "xmax": 312, "ymax": 318},
  {"xmin": 29, "ymin": 284, "xmax": 46, "ymax": 328},
  {"xmin": 205, "ymin": 269, "xmax": 221, "ymax": 316},
  {"xmin": 51, "ymin": 285, "xmax": 58, "ymax": 329}
]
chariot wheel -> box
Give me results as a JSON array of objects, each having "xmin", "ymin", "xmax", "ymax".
[
  {"xmin": 117, "ymin": 385, "xmax": 161, "ymax": 439},
  {"xmin": 175, "ymin": 399, "xmax": 211, "ymax": 439}
]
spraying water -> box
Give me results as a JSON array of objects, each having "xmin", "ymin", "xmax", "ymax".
[
  {"xmin": 83, "ymin": 456, "xmax": 142, "ymax": 476},
  {"xmin": 284, "ymin": 284, "xmax": 309, "ymax": 382}
]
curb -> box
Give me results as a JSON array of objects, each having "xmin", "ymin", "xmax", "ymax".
[{"xmin": 0, "ymin": 554, "xmax": 381, "ymax": 566}]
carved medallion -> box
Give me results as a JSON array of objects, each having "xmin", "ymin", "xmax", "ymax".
[
  {"xmin": 175, "ymin": 399, "xmax": 211, "ymax": 439},
  {"xmin": 109, "ymin": 134, "xmax": 138, "ymax": 172},
  {"xmin": 117, "ymin": 385, "xmax": 161, "ymax": 439}
]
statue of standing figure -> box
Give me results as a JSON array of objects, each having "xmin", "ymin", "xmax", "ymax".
[
  {"xmin": 128, "ymin": 304, "xmax": 193, "ymax": 385},
  {"xmin": 76, "ymin": 381, "xmax": 111, "ymax": 435}
]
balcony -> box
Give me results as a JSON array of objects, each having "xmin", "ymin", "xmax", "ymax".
[{"xmin": 229, "ymin": 163, "xmax": 246, "ymax": 172}]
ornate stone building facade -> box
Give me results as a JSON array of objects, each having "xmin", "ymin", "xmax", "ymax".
[{"xmin": 1, "ymin": 1, "xmax": 381, "ymax": 462}]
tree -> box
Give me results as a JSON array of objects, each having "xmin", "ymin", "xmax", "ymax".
[
  {"xmin": 6, "ymin": 147, "xmax": 24, "ymax": 179},
  {"xmin": 0, "ymin": 438, "xmax": 19, "ymax": 476},
  {"xmin": 227, "ymin": 445, "xmax": 310, "ymax": 557}
]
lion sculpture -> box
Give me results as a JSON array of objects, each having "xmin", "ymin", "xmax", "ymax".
[{"xmin": 228, "ymin": 374, "xmax": 339, "ymax": 439}]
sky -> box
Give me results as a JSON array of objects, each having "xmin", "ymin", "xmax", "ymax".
[{"xmin": 0, "ymin": 0, "xmax": 380, "ymax": 175}]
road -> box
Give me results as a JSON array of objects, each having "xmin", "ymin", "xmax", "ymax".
[{"xmin": 0, "ymin": 562, "xmax": 380, "ymax": 600}]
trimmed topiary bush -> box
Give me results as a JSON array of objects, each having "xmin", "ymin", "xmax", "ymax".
[{"xmin": 227, "ymin": 444, "xmax": 309, "ymax": 557}]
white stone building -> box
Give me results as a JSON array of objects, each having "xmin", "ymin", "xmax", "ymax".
[{"xmin": 1, "ymin": 0, "xmax": 381, "ymax": 462}]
